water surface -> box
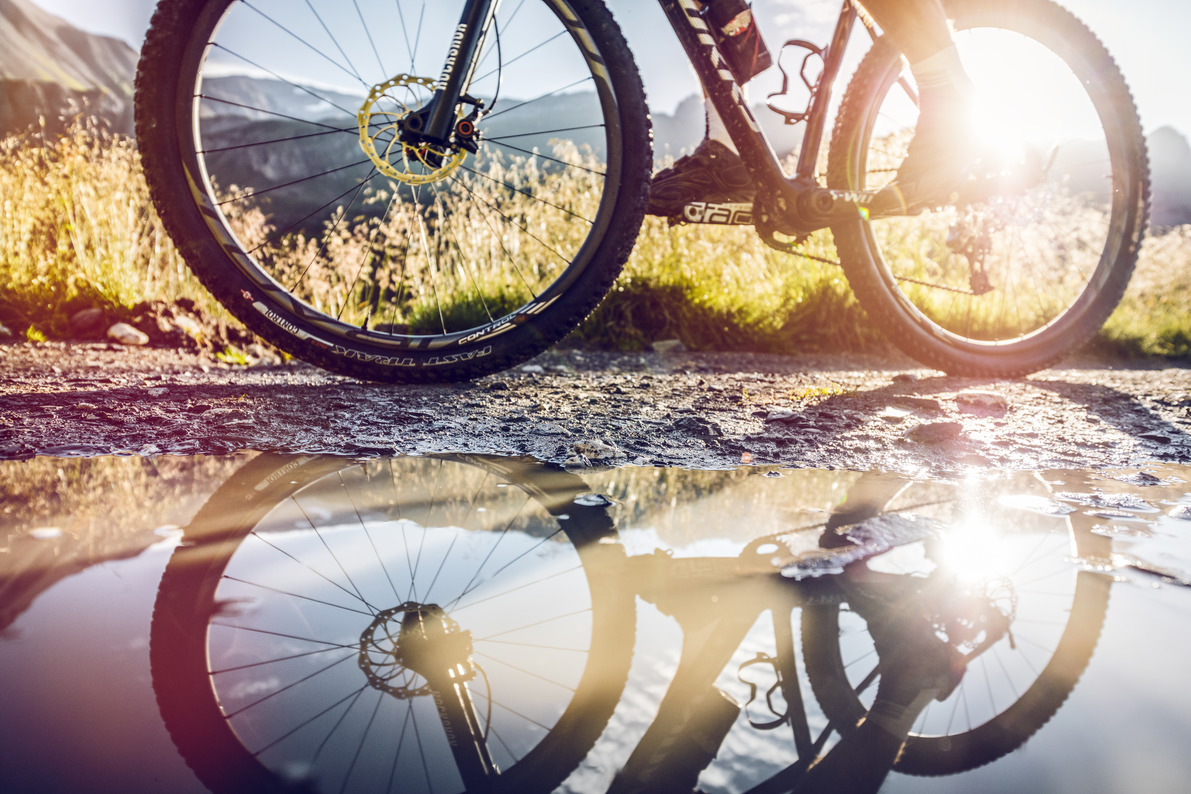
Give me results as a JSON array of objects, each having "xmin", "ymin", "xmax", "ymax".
[{"xmin": 2, "ymin": 454, "xmax": 1189, "ymax": 793}]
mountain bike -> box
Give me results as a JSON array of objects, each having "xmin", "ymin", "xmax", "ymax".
[
  {"xmin": 135, "ymin": 0, "xmax": 1148, "ymax": 382},
  {"xmin": 150, "ymin": 454, "xmax": 1111, "ymax": 792}
]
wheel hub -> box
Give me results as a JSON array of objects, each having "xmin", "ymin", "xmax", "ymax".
[
  {"xmin": 358, "ymin": 602, "xmax": 476, "ymax": 698},
  {"xmin": 357, "ymin": 75, "xmax": 467, "ymax": 186}
]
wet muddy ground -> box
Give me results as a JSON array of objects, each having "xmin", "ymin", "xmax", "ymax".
[{"xmin": 3, "ymin": 342, "xmax": 1191, "ymax": 471}]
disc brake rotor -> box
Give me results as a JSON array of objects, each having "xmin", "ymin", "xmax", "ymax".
[{"xmin": 357, "ymin": 74, "xmax": 467, "ymax": 186}]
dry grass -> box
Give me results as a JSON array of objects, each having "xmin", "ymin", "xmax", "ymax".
[
  {"xmin": 2, "ymin": 123, "xmax": 1188, "ymax": 362},
  {"xmin": 1099, "ymin": 225, "xmax": 1191, "ymax": 357},
  {"xmin": 0, "ymin": 124, "xmax": 226, "ymax": 337}
]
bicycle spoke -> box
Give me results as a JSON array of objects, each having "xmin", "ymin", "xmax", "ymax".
[
  {"xmin": 241, "ymin": 0, "xmax": 370, "ymax": 89},
  {"xmin": 223, "ymin": 652, "xmax": 357, "ymax": 720}
]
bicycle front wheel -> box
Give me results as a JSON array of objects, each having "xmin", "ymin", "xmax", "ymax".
[
  {"xmin": 136, "ymin": 0, "xmax": 651, "ymax": 382},
  {"xmin": 828, "ymin": 0, "xmax": 1148, "ymax": 376}
]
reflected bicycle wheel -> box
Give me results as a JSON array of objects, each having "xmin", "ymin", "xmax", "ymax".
[
  {"xmin": 151, "ymin": 454, "xmax": 634, "ymax": 793},
  {"xmin": 802, "ymin": 475, "xmax": 1111, "ymax": 776}
]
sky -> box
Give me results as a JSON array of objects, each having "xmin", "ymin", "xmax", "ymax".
[{"xmin": 28, "ymin": 0, "xmax": 1191, "ymax": 137}]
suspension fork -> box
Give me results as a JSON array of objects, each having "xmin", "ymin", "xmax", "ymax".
[
  {"xmin": 405, "ymin": 0, "xmax": 499, "ymax": 145},
  {"xmin": 397, "ymin": 605, "xmax": 499, "ymax": 790}
]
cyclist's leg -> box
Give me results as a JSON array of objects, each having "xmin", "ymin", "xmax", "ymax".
[
  {"xmin": 861, "ymin": 0, "xmax": 979, "ymax": 214},
  {"xmin": 863, "ymin": 0, "xmax": 954, "ymax": 62},
  {"xmin": 794, "ymin": 574, "xmax": 963, "ymax": 794}
]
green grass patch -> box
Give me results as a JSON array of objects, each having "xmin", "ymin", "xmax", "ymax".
[
  {"xmin": 1096, "ymin": 226, "xmax": 1191, "ymax": 359},
  {"xmin": 573, "ymin": 219, "xmax": 884, "ymax": 354}
]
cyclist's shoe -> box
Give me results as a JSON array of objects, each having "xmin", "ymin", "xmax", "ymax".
[
  {"xmin": 867, "ymin": 120, "xmax": 977, "ymax": 217},
  {"xmin": 646, "ymin": 139, "xmax": 755, "ymax": 219},
  {"xmin": 866, "ymin": 85, "xmax": 979, "ymax": 216}
]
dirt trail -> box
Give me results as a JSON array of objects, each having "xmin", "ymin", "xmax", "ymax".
[{"xmin": 3, "ymin": 342, "xmax": 1190, "ymax": 471}]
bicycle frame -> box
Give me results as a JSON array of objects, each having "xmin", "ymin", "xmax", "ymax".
[
  {"xmin": 613, "ymin": 554, "xmax": 847, "ymax": 793},
  {"xmin": 658, "ymin": 0, "xmax": 892, "ymax": 234},
  {"xmin": 659, "ymin": 1, "xmax": 852, "ymax": 196},
  {"xmin": 427, "ymin": 0, "xmax": 882, "ymax": 235}
]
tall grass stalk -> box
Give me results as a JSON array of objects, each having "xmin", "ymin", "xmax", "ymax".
[{"xmin": 1099, "ymin": 226, "xmax": 1191, "ymax": 358}]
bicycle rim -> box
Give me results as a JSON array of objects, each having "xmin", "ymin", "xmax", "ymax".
[
  {"xmin": 829, "ymin": 0, "xmax": 1147, "ymax": 374},
  {"xmin": 146, "ymin": 0, "xmax": 637, "ymax": 377},
  {"xmin": 151, "ymin": 454, "xmax": 633, "ymax": 794}
]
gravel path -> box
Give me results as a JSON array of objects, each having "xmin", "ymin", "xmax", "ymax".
[{"xmin": 3, "ymin": 342, "xmax": 1191, "ymax": 471}]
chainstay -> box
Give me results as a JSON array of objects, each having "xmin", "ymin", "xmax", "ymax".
[{"xmin": 758, "ymin": 232, "xmax": 978, "ymax": 296}]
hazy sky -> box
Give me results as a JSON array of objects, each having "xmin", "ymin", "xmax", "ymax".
[{"xmin": 28, "ymin": 0, "xmax": 1191, "ymax": 136}]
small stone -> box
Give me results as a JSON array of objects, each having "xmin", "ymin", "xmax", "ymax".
[
  {"xmin": 520, "ymin": 364, "xmax": 545, "ymax": 374},
  {"xmin": 1124, "ymin": 471, "xmax": 1162, "ymax": 486},
  {"xmin": 892, "ymin": 373, "xmax": 921, "ymax": 383},
  {"xmin": 173, "ymin": 314, "xmax": 205, "ymax": 338},
  {"xmin": 107, "ymin": 322, "xmax": 150, "ymax": 346},
  {"xmin": 574, "ymin": 493, "xmax": 615, "ymax": 507},
  {"xmin": 571, "ymin": 440, "xmax": 623, "ymax": 461},
  {"xmin": 905, "ymin": 421, "xmax": 964, "ymax": 445},
  {"xmin": 672, "ymin": 415, "xmax": 723, "ymax": 438},
  {"xmin": 69, "ymin": 307, "xmax": 106, "ymax": 336},
  {"xmin": 0, "ymin": 322, "xmax": 12, "ymax": 338},
  {"xmin": 652, "ymin": 339, "xmax": 687, "ymax": 355},
  {"xmin": 1169, "ymin": 505, "xmax": 1191, "ymax": 521},
  {"xmin": 892, "ymin": 395, "xmax": 944, "ymax": 414},
  {"xmin": 957, "ymin": 390, "xmax": 1008, "ymax": 414}
]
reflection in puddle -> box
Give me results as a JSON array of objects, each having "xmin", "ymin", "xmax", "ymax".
[{"xmin": 2, "ymin": 455, "xmax": 1191, "ymax": 793}]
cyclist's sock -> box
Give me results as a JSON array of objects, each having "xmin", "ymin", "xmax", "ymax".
[
  {"xmin": 908, "ymin": 44, "xmax": 974, "ymax": 100},
  {"xmin": 867, "ymin": 54, "xmax": 977, "ymax": 215}
]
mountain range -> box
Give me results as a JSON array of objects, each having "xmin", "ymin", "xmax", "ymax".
[{"xmin": 3, "ymin": 0, "xmax": 1191, "ymax": 228}]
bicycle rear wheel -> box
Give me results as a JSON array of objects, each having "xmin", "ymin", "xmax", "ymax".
[
  {"xmin": 151, "ymin": 454, "xmax": 635, "ymax": 793},
  {"xmin": 135, "ymin": 0, "xmax": 650, "ymax": 382},
  {"xmin": 827, "ymin": 0, "xmax": 1148, "ymax": 376}
]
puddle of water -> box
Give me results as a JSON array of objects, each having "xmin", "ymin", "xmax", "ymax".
[{"xmin": 2, "ymin": 455, "xmax": 1191, "ymax": 793}]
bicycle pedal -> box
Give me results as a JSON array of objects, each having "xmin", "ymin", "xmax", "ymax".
[{"xmin": 669, "ymin": 201, "xmax": 755, "ymax": 227}]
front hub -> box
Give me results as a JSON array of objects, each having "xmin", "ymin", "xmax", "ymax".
[{"xmin": 357, "ymin": 75, "xmax": 468, "ymax": 186}]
